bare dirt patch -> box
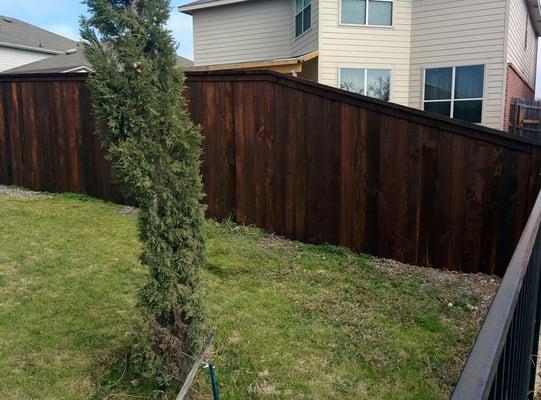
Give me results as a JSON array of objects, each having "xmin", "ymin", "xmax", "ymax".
[{"xmin": 372, "ymin": 258, "xmax": 500, "ymax": 324}]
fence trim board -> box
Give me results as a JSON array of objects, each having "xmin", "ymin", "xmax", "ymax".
[{"xmin": 0, "ymin": 72, "xmax": 89, "ymax": 82}]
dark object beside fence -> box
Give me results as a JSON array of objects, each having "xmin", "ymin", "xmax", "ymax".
[
  {"xmin": 451, "ymin": 188, "xmax": 541, "ymax": 399},
  {"xmin": 510, "ymin": 98, "xmax": 541, "ymax": 141},
  {"xmin": 1, "ymin": 71, "xmax": 541, "ymax": 275}
]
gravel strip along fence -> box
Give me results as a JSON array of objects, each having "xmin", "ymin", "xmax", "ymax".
[{"xmin": 0, "ymin": 185, "xmax": 51, "ymax": 199}]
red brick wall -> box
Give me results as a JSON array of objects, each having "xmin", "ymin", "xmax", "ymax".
[{"xmin": 504, "ymin": 64, "xmax": 535, "ymax": 132}]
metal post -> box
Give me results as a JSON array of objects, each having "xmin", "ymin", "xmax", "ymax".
[
  {"xmin": 175, "ymin": 336, "xmax": 213, "ymax": 400},
  {"xmin": 208, "ymin": 363, "xmax": 220, "ymax": 400}
]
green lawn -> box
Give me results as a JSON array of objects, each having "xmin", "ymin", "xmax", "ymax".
[{"xmin": 0, "ymin": 190, "xmax": 498, "ymax": 399}]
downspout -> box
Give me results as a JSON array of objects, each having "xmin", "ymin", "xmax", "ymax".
[{"xmin": 501, "ymin": 0, "xmax": 512, "ymax": 131}]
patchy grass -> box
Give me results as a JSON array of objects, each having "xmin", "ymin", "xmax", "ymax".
[{"xmin": 0, "ymin": 190, "xmax": 499, "ymax": 399}]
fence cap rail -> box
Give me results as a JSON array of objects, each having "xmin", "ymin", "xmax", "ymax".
[
  {"xmin": 1, "ymin": 69, "xmax": 541, "ymax": 150},
  {"xmin": 187, "ymin": 70, "xmax": 541, "ymax": 151},
  {"xmin": 0, "ymin": 72, "xmax": 89, "ymax": 81}
]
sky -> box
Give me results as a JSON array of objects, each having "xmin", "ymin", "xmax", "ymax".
[
  {"xmin": 1, "ymin": 0, "xmax": 541, "ymax": 95},
  {"xmin": 0, "ymin": 0, "xmax": 195, "ymax": 59}
]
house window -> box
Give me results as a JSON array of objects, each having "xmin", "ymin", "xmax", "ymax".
[
  {"xmin": 296, "ymin": 0, "xmax": 311, "ymax": 37},
  {"xmin": 339, "ymin": 68, "xmax": 391, "ymax": 101},
  {"xmin": 423, "ymin": 65, "xmax": 484, "ymax": 123},
  {"xmin": 341, "ymin": 0, "xmax": 393, "ymax": 26}
]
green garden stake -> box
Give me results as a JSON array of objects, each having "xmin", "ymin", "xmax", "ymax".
[{"xmin": 208, "ymin": 363, "xmax": 220, "ymax": 400}]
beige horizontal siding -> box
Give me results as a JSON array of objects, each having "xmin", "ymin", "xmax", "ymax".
[
  {"xmin": 0, "ymin": 47, "xmax": 48, "ymax": 72},
  {"xmin": 192, "ymin": 0, "xmax": 293, "ymax": 66},
  {"xmin": 409, "ymin": 0, "xmax": 508, "ymax": 130},
  {"xmin": 187, "ymin": 0, "xmax": 532, "ymax": 132},
  {"xmin": 506, "ymin": 0, "xmax": 537, "ymax": 89},
  {"xmin": 318, "ymin": 0, "xmax": 413, "ymax": 106}
]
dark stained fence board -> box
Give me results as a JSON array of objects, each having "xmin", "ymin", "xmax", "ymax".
[
  {"xmin": 272, "ymin": 83, "xmax": 287, "ymax": 237},
  {"xmin": 403, "ymin": 120, "xmax": 422, "ymax": 265},
  {"xmin": 1, "ymin": 71, "xmax": 541, "ymax": 275},
  {"xmin": 0, "ymin": 78, "xmax": 124, "ymax": 202}
]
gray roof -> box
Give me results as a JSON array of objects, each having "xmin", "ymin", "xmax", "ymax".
[
  {"xmin": 2, "ymin": 46, "xmax": 194, "ymax": 74},
  {"xmin": 0, "ymin": 15, "xmax": 78, "ymax": 53},
  {"xmin": 2, "ymin": 47, "xmax": 90, "ymax": 74},
  {"xmin": 176, "ymin": 55, "xmax": 195, "ymax": 68},
  {"xmin": 0, "ymin": 15, "xmax": 193, "ymax": 74}
]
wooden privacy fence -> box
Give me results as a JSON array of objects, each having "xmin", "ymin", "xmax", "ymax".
[
  {"xmin": 1, "ymin": 71, "xmax": 541, "ymax": 275},
  {"xmin": 510, "ymin": 98, "xmax": 541, "ymax": 141},
  {"xmin": 187, "ymin": 71, "xmax": 541, "ymax": 276},
  {"xmin": 0, "ymin": 74, "xmax": 121, "ymax": 202}
]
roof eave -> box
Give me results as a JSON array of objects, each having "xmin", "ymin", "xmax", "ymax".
[
  {"xmin": 0, "ymin": 41, "xmax": 65, "ymax": 55},
  {"xmin": 179, "ymin": 0, "xmax": 249, "ymax": 14},
  {"xmin": 187, "ymin": 50, "xmax": 319, "ymax": 71},
  {"xmin": 62, "ymin": 66, "xmax": 94, "ymax": 73}
]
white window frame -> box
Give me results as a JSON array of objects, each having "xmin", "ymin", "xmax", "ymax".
[
  {"xmin": 339, "ymin": 0, "xmax": 394, "ymax": 28},
  {"xmin": 338, "ymin": 67, "xmax": 392, "ymax": 101},
  {"xmin": 422, "ymin": 65, "xmax": 485, "ymax": 123},
  {"xmin": 295, "ymin": 0, "xmax": 312, "ymax": 37}
]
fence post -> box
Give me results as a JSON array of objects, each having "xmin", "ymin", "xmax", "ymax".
[{"xmin": 208, "ymin": 363, "xmax": 221, "ymax": 400}]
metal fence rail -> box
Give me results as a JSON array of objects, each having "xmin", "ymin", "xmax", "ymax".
[{"xmin": 451, "ymin": 190, "xmax": 541, "ymax": 399}]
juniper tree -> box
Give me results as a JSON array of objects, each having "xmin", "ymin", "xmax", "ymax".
[{"xmin": 81, "ymin": 0, "xmax": 208, "ymax": 384}]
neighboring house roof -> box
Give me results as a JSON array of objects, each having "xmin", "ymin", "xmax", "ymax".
[
  {"xmin": 1, "ymin": 46, "xmax": 194, "ymax": 74},
  {"xmin": 0, "ymin": 13, "xmax": 195, "ymax": 74},
  {"xmin": 176, "ymin": 55, "xmax": 195, "ymax": 68},
  {"xmin": 0, "ymin": 15, "xmax": 78, "ymax": 54},
  {"xmin": 2, "ymin": 47, "xmax": 91, "ymax": 74}
]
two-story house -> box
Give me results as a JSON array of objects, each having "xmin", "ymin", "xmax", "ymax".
[{"xmin": 180, "ymin": 0, "xmax": 540, "ymax": 131}]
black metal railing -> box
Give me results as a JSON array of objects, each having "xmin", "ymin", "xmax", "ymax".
[{"xmin": 451, "ymin": 191, "xmax": 541, "ymax": 399}]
